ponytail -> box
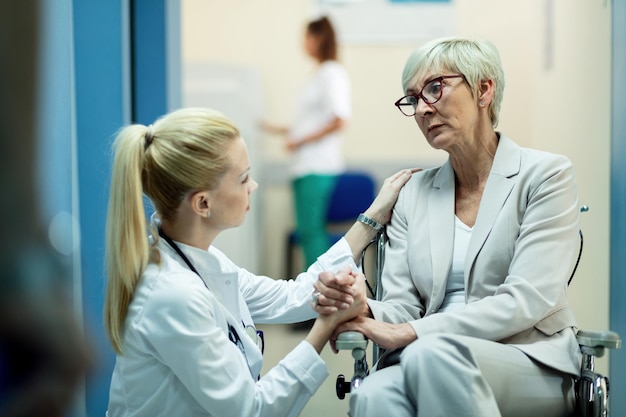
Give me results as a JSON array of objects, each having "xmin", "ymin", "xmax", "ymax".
[{"xmin": 104, "ymin": 124, "xmax": 155, "ymax": 353}]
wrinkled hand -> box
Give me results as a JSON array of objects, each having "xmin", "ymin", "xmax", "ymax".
[
  {"xmin": 364, "ymin": 168, "xmax": 422, "ymax": 225},
  {"xmin": 330, "ymin": 316, "xmax": 416, "ymax": 353}
]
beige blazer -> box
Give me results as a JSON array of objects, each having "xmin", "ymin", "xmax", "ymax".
[{"xmin": 369, "ymin": 134, "xmax": 582, "ymax": 376}]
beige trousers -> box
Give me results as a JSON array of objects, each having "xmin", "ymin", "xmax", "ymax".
[{"xmin": 349, "ymin": 334, "xmax": 576, "ymax": 417}]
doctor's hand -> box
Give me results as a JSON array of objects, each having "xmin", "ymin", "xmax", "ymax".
[
  {"xmin": 305, "ymin": 271, "xmax": 368, "ymax": 355},
  {"xmin": 317, "ymin": 271, "xmax": 368, "ymax": 326},
  {"xmin": 312, "ymin": 266, "xmax": 365, "ymax": 315},
  {"xmin": 363, "ymin": 168, "xmax": 422, "ymax": 226}
]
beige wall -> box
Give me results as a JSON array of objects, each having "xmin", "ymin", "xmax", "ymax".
[{"xmin": 181, "ymin": 0, "xmax": 612, "ymax": 372}]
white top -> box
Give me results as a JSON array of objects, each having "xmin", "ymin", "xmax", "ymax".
[
  {"xmin": 107, "ymin": 237, "xmax": 358, "ymax": 417},
  {"xmin": 439, "ymin": 216, "xmax": 472, "ymax": 312},
  {"xmin": 289, "ymin": 60, "xmax": 351, "ymax": 178}
]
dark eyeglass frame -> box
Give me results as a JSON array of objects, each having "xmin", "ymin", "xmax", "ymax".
[{"xmin": 394, "ymin": 74, "xmax": 465, "ymax": 117}]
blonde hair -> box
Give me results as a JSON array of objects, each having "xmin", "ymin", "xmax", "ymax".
[
  {"xmin": 401, "ymin": 37, "xmax": 505, "ymax": 127},
  {"xmin": 104, "ymin": 107, "xmax": 240, "ymax": 353}
]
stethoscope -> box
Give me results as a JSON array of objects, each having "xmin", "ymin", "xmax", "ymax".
[{"xmin": 158, "ymin": 228, "xmax": 265, "ymax": 357}]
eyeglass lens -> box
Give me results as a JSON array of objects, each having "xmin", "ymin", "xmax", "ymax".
[
  {"xmin": 396, "ymin": 75, "xmax": 467, "ymax": 116},
  {"xmin": 396, "ymin": 78, "xmax": 444, "ymax": 116}
]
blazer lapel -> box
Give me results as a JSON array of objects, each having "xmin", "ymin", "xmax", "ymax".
[
  {"xmin": 429, "ymin": 160, "xmax": 455, "ymax": 308},
  {"xmin": 465, "ymin": 135, "xmax": 521, "ymax": 285}
]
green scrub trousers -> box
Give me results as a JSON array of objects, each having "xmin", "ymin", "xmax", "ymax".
[{"xmin": 292, "ymin": 174, "xmax": 338, "ymax": 268}]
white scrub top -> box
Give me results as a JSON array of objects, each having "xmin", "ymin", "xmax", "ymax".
[
  {"xmin": 107, "ymin": 237, "xmax": 358, "ymax": 417},
  {"xmin": 289, "ymin": 60, "xmax": 351, "ymax": 178}
]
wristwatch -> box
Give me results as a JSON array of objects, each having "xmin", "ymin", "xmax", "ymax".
[{"xmin": 357, "ymin": 213, "xmax": 384, "ymax": 232}]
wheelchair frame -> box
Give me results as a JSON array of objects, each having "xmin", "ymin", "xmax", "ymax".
[{"xmin": 335, "ymin": 206, "xmax": 622, "ymax": 417}]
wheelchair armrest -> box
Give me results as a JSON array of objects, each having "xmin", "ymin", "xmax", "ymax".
[
  {"xmin": 335, "ymin": 331, "xmax": 368, "ymax": 351},
  {"xmin": 576, "ymin": 329, "xmax": 621, "ymax": 353}
]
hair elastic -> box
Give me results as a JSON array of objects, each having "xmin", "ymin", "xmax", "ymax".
[{"xmin": 144, "ymin": 124, "xmax": 155, "ymax": 149}]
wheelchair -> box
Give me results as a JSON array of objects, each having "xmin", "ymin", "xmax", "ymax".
[{"xmin": 335, "ymin": 206, "xmax": 622, "ymax": 417}]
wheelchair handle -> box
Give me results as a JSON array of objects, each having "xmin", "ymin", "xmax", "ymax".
[{"xmin": 335, "ymin": 331, "xmax": 368, "ymax": 351}]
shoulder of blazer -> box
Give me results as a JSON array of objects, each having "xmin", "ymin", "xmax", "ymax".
[
  {"xmin": 496, "ymin": 134, "xmax": 573, "ymax": 182},
  {"xmin": 400, "ymin": 163, "xmax": 447, "ymax": 197},
  {"xmin": 491, "ymin": 134, "xmax": 522, "ymax": 179},
  {"xmin": 394, "ymin": 165, "xmax": 440, "ymax": 216}
]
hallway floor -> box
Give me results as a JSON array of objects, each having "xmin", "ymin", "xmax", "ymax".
[{"xmin": 257, "ymin": 323, "xmax": 373, "ymax": 417}]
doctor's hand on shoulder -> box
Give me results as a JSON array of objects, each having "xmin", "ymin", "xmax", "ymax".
[
  {"xmin": 311, "ymin": 167, "xmax": 422, "ymax": 313},
  {"xmin": 341, "ymin": 167, "xmax": 421, "ymax": 262},
  {"xmin": 363, "ymin": 167, "xmax": 422, "ymax": 226}
]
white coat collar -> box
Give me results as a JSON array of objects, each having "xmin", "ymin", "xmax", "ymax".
[{"xmin": 157, "ymin": 240, "xmax": 248, "ymax": 320}]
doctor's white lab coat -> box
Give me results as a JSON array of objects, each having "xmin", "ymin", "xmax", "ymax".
[{"xmin": 107, "ymin": 238, "xmax": 357, "ymax": 417}]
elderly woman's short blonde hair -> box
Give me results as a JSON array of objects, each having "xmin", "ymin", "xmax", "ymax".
[{"xmin": 401, "ymin": 37, "xmax": 505, "ymax": 127}]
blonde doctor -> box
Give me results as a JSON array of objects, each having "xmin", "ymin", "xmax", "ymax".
[{"xmin": 104, "ymin": 107, "xmax": 415, "ymax": 417}]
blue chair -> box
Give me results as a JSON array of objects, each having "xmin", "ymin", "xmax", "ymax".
[{"xmin": 284, "ymin": 171, "xmax": 376, "ymax": 277}]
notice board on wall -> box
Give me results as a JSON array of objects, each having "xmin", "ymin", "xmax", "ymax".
[{"xmin": 315, "ymin": 0, "xmax": 455, "ymax": 45}]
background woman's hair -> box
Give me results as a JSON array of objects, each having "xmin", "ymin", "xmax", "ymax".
[
  {"xmin": 104, "ymin": 107, "xmax": 240, "ymax": 353},
  {"xmin": 307, "ymin": 16, "xmax": 338, "ymax": 62},
  {"xmin": 401, "ymin": 37, "xmax": 506, "ymax": 127}
]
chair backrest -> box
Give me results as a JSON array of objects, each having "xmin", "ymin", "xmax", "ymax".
[
  {"xmin": 326, "ymin": 171, "xmax": 376, "ymax": 223},
  {"xmin": 568, "ymin": 205, "xmax": 588, "ymax": 286}
]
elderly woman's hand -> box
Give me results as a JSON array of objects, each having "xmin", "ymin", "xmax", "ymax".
[
  {"xmin": 363, "ymin": 168, "xmax": 421, "ymax": 226},
  {"xmin": 330, "ymin": 317, "xmax": 417, "ymax": 353}
]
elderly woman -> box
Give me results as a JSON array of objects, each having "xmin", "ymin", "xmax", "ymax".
[{"xmin": 324, "ymin": 37, "xmax": 581, "ymax": 416}]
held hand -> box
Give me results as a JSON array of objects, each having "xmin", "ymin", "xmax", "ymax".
[
  {"xmin": 317, "ymin": 272, "xmax": 368, "ymax": 326},
  {"xmin": 312, "ymin": 266, "xmax": 357, "ymax": 315},
  {"xmin": 330, "ymin": 316, "xmax": 417, "ymax": 353},
  {"xmin": 305, "ymin": 271, "xmax": 368, "ymax": 354},
  {"xmin": 364, "ymin": 168, "xmax": 422, "ymax": 225}
]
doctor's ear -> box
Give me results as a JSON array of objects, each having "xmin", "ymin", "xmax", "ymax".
[{"xmin": 189, "ymin": 191, "xmax": 212, "ymax": 218}]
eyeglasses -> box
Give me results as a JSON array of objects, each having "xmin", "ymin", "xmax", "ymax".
[{"xmin": 394, "ymin": 75, "xmax": 465, "ymax": 117}]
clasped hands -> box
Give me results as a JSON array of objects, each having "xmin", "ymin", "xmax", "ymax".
[
  {"xmin": 312, "ymin": 266, "xmax": 417, "ymax": 353},
  {"xmin": 311, "ymin": 266, "xmax": 369, "ymax": 352}
]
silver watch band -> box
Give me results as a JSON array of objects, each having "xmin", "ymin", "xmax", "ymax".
[{"xmin": 357, "ymin": 213, "xmax": 384, "ymax": 232}]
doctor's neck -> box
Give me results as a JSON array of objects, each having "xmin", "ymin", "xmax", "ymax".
[{"xmin": 160, "ymin": 216, "xmax": 217, "ymax": 251}]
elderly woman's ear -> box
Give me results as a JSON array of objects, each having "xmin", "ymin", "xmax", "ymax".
[{"xmin": 478, "ymin": 79, "xmax": 495, "ymax": 107}]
